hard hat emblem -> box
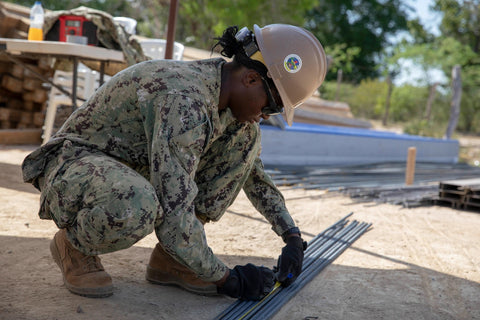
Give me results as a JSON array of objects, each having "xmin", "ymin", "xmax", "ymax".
[{"xmin": 284, "ymin": 54, "xmax": 302, "ymax": 73}]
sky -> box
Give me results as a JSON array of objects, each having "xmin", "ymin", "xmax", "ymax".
[
  {"xmin": 394, "ymin": 0, "xmax": 446, "ymax": 86},
  {"xmin": 404, "ymin": 0, "xmax": 442, "ymax": 36}
]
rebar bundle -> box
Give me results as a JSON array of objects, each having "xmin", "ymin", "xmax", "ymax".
[
  {"xmin": 214, "ymin": 213, "xmax": 372, "ymax": 320},
  {"xmin": 266, "ymin": 162, "xmax": 480, "ymax": 191}
]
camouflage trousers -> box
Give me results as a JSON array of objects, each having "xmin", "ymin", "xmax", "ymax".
[
  {"xmin": 40, "ymin": 134, "xmax": 258, "ymax": 256},
  {"xmin": 40, "ymin": 141, "xmax": 162, "ymax": 255}
]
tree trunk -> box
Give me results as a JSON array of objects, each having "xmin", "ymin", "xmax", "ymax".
[
  {"xmin": 424, "ymin": 82, "xmax": 438, "ymax": 122},
  {"xmin": 444, "ymin": 65, "xmax": 462, "ymax": 139},
  {"xmin": 382, "ymin": 75, "xmax": 393, "ymax": 126},
  {"xmin": 335, "ymin": 69, "xmax": 343, "ymax": 101}
]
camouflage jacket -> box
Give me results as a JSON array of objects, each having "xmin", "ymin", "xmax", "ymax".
[{"xmin": 22, "ymin": 58, "xmax": 296, "ymax": 282}]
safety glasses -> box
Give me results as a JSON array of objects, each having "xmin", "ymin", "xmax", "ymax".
[{"xmin": 260, "ymin": 77, "xmax": 284, "ymax": 116}]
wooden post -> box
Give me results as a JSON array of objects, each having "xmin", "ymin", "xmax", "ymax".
[
  {"xmin": 444, "ymin": 65, "xmax": 462, "ymax": 139},
  {"xmin": 405, "ymin": 147, "xmax": 416, "ymax": 185},
  {"xmin": 424, "ymin": 82, "xmax": 438, "ymax": 122},
  {"xmin": 164, "ymin": 0, "xmax": 179, "ymax": 60}
]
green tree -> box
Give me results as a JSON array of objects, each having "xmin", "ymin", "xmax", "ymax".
[
  {"xmin": 432, "ymin": 0, "xmax": 480, "ymax": 133},
  {"xmin": 305, "ymin": 0, "xmax": 410, "ymax": 82},
  {"xmin": 434, "ymin": 0, "xmax": 480, "ymax": 53},
  {"xmin": 385, "ymin": 0, "xmax": 480, "ymax": 134},
  {"xmin": 175, "ymin": 0, "xmax": 318, "ymax": 49}
]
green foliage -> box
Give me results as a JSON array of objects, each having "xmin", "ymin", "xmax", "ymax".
[
  {"xmin": 348, "ymin": 79, "xmax": 387, "ymax": 119},
  {"xmin": 305, "ymin": 0, "xmax": 410, "ymax": 82},
  {"xmin": 388, "ymin": 84, "xmax": 426, "ymax": 122},
  {"xmin": 320, "ymin": 79, "xmax": 386, "ymax": 120},
  {"xmin": 457, "ymin": 87, "xmax": 480, "ymax": 134},
  {"xmin": 176, "ymin": 0, "xmax": 318, "ymax": 49},
  {"xmin": 324, "ymin": 43, "xmax": 361, "ymax": 74},
  {"xmin": 403, "ymin": 119, "xmax": 446, "ymax": 138},
  {"xmin": 434, "ymin": 0, "xmax": 480, "ymax": 54},
  {"xmin": 388, "ymin": 1, "xmax": 480, "ymax": 136},
  {"xmin": 318, "ymin": 81, "xmax": 356, "ymax": 102},
  {"xmin": 320, "ymin": 78, "xmax": 453, "ymax": 137}
]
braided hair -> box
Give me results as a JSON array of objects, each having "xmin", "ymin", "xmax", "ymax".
[{"xmin": 212, "ymin": 26, "xmax": 269, "ymax": 79}]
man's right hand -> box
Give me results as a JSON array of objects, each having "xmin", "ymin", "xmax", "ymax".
[{"xmin": 217, "ymin": 263, "xmax": 275, "ymax": 300}]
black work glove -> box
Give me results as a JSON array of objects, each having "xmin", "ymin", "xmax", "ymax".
[
  {"xmin": 217, "ymin": 263, "xmax": 275, "ymax": 300},
  {"xmin": 275, "ymin": 236, "xmax": 307, "ymax": 287}
]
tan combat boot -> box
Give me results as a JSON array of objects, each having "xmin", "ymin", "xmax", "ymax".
[
  {"xmin": 146, "ymin": 243, "xmax": 218, "ymax": 295},
  {"xmin": 50, "ymin": 229, "xmax": 113, "ymax": 298}
]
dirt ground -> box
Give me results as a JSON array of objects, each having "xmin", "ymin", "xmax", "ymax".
[{"xmin": 1, "ymin": 144, "xmax": 479, "ymax": 320}]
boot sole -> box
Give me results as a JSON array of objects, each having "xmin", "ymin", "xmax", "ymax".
[
  {"xmin": 50, "ymin": 235, "xmax": 114, "ymax": 298},
  {"xmin": 146, "ymin": 265, "xmax": 218, "ymax": 296}
]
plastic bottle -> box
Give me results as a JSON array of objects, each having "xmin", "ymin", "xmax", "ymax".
[{"xmin": 27, "ymin": 1, "xmax": 44, "ymax": 41}]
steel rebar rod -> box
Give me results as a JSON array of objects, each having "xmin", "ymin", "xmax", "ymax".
[
  {"xmin": 214, "ymin": 214, "xmax": 353, "ymax": 320},
  {"xmin": 243, "ymin": 223, "xmax": 370, "ymax": 319},
  {"xmin": 235, "ymin": 221, "xmax": 354, "ymax": 319},
  {"xmin": 248, "ymin": 223, "xmax": 369, "ymax": 319},
  {"xmin": 238, "ymin": 222, "xmax": 370, "ymax": 320},
  {"xmin": 246, "ymin": 222, "xmax": 371, "ymax": 320},
  {"xmin": 215, "ymin": 215, "xmax": 371, "ymax": 320}
]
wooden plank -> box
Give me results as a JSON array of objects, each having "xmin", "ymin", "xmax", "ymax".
[
  {"xmin": 22, "ymin": 64, "xmax": 43, "ymax": 78},
  {"xmin": 23, "ymin": 77, "xmax": 43, "ymax": 91},
  {"xmin": 0, "ymin": 120, "xmax": 14, "ymax": 129},
  {"xmin": 0, "ymin": 1, "xmax": 31, "ymax": 17},
  {"xmin": 37, "ymin": 57, "xmax": 52, "ymax": 70},
  {"xmin": 33, "ymin": 111, "xmax": 44, "ymax": 126},
  {"xmin": 293, "ymin": 108, "xmax": 372, "ymax": 129},
  {"xmin": 19, "ymin": 111, "xmax": 33, "ymax": 124},
  {"xmin": 0, "ymin": 61, "xmax": 11, "ymax": 73},
  {"xmin": 23, "ymin": 89, "xmax": 48, "ymax": 104},
  {"xmin": 0, "ymin": 107, "xmax": 21, "ymax": 121},
  {"xmin": 9, "ymin": 64, "xmax": 24, "ymax": 79},
  {"xmin": 0, "ymin": 128, "xmax": 41, "ymax": 144},
  {"xmin": 32, "ymin": 88, "xmax": 48, "ymax": 104},
  {"xmin": 22, "ymin": 100, "xmax": 35, "ymax": 112},
  {"xmin": 6, "ymin": 98, "xmax": 23, "ymax": 110},
  {"xmin": 1, "ymin": 74, "xmax": 23, "ymax": 93},
  {"xmin": 0, "ymin": 38, "xmax": 124, "ymax": 62},
  {"xmin": 5, "ymin": 29, "xmax": 27, "ymax": 39},
  {"xmin": 440, "ymin": 178, "xmax": 480, "ymax": 189}
]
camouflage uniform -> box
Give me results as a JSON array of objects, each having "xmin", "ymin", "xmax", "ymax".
[{"xmin": 22, "ymin": 58, "xmax": 296, "ymax": 282}]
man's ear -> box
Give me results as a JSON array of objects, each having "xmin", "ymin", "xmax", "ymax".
[{"xmin": 242, "ymin": 69, "xmax": 262, "ymax": 87}]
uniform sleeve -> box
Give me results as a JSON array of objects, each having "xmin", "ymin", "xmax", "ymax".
[
  {"xmin": 148, "ymin": 94, "xmax": 227, "ymax": 282},
  {"xmin": 242, "ymin": 157, "xmax": 296, "ymax": 236}
]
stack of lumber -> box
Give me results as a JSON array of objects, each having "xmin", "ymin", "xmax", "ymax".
[
  {"xmin": 0, "ymin": 59, "xmax": 52, "ymax": 129},
  {"xmin": 437, "ymin": 178, "xmax": 480, "ymax": 211},
  {"xmin": 294, "ymin": 96, "xmax": 372, "ymax": 129},
  {"xmin": 0, "ymin": 1, "xmax": 53, "ymax": 144},
  {"xmin": 0, "ymin": 1, "xmax": 29, "ymax": 39}
]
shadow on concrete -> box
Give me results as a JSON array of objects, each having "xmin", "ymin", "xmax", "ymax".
[
  {"xmin": 0, "ymin": 162, "xmax": 39, "ymax": 194},
  {"xmin": 1, "ymin": 235, "xmax": 479, "ymax": 320}
]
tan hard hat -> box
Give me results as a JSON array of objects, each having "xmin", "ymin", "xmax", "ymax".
[{"xmin": 254, "ymin": 24, "xmax": 327, "ymax": 126}]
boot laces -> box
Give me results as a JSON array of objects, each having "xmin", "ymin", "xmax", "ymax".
[{"xmin": 81, "ymin": 255, "xmax": 103, "ymax": 273}]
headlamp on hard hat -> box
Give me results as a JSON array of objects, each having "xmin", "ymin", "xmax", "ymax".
[{"xmin": 235, "ymin": 27, "xmax": 260, "ymax": 57}]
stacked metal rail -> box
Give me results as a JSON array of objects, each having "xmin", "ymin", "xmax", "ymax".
[
  {"xmin": 265, "ymin": 163, "xmax": 480, "ymax": 209},
  {"xmin": 266, "ymin": 162, "xmax": 480, "ymax": 191},
  {"xmin": 214, "ymin": 213, "xmax": 372, "ymax": 320},
  {"xmin": 437, "ymin": 178, "xmax": 480, "ymax": 211}
]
